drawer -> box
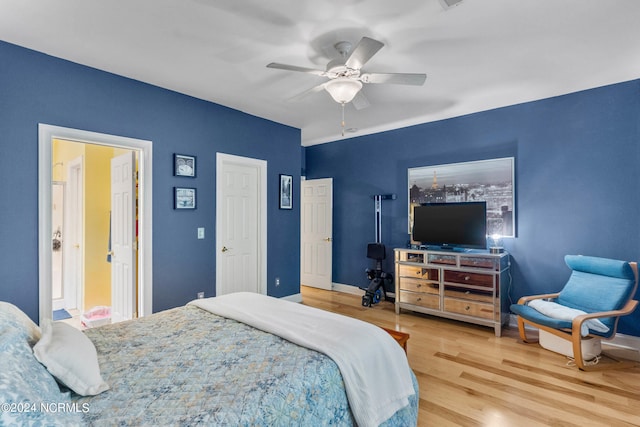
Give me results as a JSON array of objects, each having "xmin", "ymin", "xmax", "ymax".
[
  {"xmin": 399, "ymin": 265, "xmax": 423, "ymax": 278},
  {"xmin": 459, "ymin": 256, "xmax": 499, "ymax": 270},
  {"xmin": 427, "ymin": 253, "xmax": 456, "ymax": 266},
  {"xmin": 444, "ymin": 270, "xmax": 494, "ymax": 288},
  {"xmin": 399, "ymin": 291, "xmax": 440, "ymax": 309},
  {"xmin": 399, "ymin": 277, "xmax": 439, "ymax": 295},
  {"xmin": 444, "ymin": 287, "xmax": 492, "ymax": 303},
  {"xmin": 399, "ymin": 265, "xmax": 439, "ymax": 280},
  {"xmin": 444, "ymin": 298, "xmax": 495, "ymax": 320}
]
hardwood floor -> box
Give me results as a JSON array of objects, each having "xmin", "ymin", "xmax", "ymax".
[{"xmin": 300, "ymin": 286, "xmax": 640, "ymax": 427}]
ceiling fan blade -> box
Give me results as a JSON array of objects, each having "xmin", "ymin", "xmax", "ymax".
[
  {"xmin": 267, "ymin": 63, "xmax": 327, "ymax": 77},
  {"xmin": 287, "ymin": 83, "xmax": 327, "ymax": 102},
  {"xmin": 351, "ymin": 91, "xmax": 370, "ymax": 110},
  {"xmin": 360, "ymin": 72, "xmax": 427, "ymax": 86},
  {"xmin": 345, "ymin": 37, "xmax": 384, "ymax": 70}
]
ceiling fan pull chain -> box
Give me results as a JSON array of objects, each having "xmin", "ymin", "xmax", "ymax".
[{"xmin": 341, "ymin": 102, "xmax": 346, "ymax": 136}]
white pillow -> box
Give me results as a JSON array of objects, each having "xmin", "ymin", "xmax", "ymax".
[
  {"xmin": 527, "ymin": 299, "xmax": 609, "ymax": 337},
  {"xmin": 1, "ymin": 329, "xmax": 83, "ymax": 426},
  {"xmin": 0, "ymin": 301, "xmax": 41, "ymax": 346},
  {"xmin": 33, "ymin": 319, "xmax": 109, "ymax": 396}
]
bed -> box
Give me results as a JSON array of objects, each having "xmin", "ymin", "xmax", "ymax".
[{"xmin": 1, "ymin": 293, "xmax": 418, "ymax": 426}]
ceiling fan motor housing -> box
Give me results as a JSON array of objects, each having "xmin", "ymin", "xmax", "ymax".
[{"xmin": 326, "ymin": 60, "xmax": 360, "ymax": 78}]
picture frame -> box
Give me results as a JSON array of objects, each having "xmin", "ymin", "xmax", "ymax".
[
  {"xmin": 174, "ymin": 187, "xmax": 196, "ymax": 210},
  {"xmin": 279, "ymin": 174, "xmax": 293, "ymax": 210},
  {"xmin": 174, "ymin": 153, "xmax": 196, "ymax": 177},
  {"xmin": 408, "ymin": 157, "xmax": 515, "ymax": 237}
]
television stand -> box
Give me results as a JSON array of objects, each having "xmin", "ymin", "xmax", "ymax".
[{"xmin": 394, "ymin": 248, "xmax": 510, "ymax": 337}]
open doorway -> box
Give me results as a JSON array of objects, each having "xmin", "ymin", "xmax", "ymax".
[
  {"xmin": 50, "ymin": 140, "xmax": 137, "ymax": 328},
  {"xmin": 38, "ymin": 124, "xmax": 153, "ymax": 326}
]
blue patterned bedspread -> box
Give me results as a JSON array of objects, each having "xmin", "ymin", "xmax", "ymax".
[{"xmin": 73, "ymin": 305, "xmax": 418, "ymax": 426}]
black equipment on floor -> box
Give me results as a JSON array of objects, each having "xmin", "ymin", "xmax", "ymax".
[
  {"xmin": 361, "ymin": 194, "xmax": 396, "ymax": 307},
  {"xmin": 361, "ymin": 243, "xmax": 394, "ymax": 307}
]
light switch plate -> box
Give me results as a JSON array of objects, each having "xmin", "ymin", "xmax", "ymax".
[{"xmin": 197, "ymin": 227, "xmax": 205, "ymax": 239}]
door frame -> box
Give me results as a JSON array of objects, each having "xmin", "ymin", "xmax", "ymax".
[
  {"xmin": 63, "ymin": 156, "xmax": 84, "ymax": 312},
  {"xmin": 38, "ymin": 124, "xmax": 153, "ymax": 323},
  {"xmin": 51, "ymin": 181, "xmax": 65, "ymax": 310},
  {"xmin": 215, "ymin": 152, "xmax": 267, "ymax": 296}
]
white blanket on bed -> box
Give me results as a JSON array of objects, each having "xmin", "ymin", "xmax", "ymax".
[{"xmin": 189, "ymin": 292, "xmax": 415, "ymax": 427}]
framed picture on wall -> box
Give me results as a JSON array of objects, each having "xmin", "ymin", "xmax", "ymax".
[
  {"xmin": 279, "ymin": 174, "xmax": 293, "ymax": 210},
  {"xmin": 174, "ymin": 153, "xmax": 196, "ymax": 177},
  {"xmin": 174, "ymin": 187, "xmax": 196, "ymax": 209},
  {"xmin": 408, "ymin": 157, "xmax": 515, "ymax": 237}
]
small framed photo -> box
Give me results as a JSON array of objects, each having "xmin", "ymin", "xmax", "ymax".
[
  {"xmin": 174, "ymin": 153, "xmax": 196, "ymax": 177},
  {"xmin": 279, "ymin": 174, "xmax": 293, "ymax": 210},
  {"xmin": 174, "ymin": 187, "xmax": 196, "ymax": 210}
]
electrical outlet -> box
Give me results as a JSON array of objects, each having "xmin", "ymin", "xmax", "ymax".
[
  {"xmin": 275, "ymin": 277, "xmax": 280, "ymax": 287},
  {"xmin": 197, "ymin": 292, "xmax": 204, "ymax": 299}
]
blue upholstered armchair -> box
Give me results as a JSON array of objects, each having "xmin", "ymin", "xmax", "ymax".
[{"xmin": 510, "ymin": 255, "xmax": 638, "ymax": 371}]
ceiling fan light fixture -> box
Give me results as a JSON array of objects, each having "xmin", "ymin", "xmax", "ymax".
[{"xmin": 325, "ymin": 78, "xmax": 363, "ymax": 104}]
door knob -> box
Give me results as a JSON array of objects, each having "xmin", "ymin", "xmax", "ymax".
[
  {"xmin": 221, "ymin": 246, "xmax": 230, "ymax": 253},
  {"xmin": 324, "ymin": 237, "xmax": 333, "ymax": 242},
  {"xmin": 107, "ymin": 250, "xmax": 115, "ymax": 258}
]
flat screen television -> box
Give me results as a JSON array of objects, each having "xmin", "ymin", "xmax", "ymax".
[{"xmin": 412, "ymin": 202, "xmax": 487, "ymax": 250}]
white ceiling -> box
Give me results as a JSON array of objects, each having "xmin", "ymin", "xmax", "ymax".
[{"xmin": 2, "ymin": 0, "xmax": 640, "ymax": 146}]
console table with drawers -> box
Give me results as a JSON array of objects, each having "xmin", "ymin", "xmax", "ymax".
[{"xmin": 394, "ymin": 248, "xmax": 511, "ymax": 337}]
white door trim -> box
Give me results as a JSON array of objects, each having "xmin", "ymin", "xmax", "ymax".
[
  {"xmin": 51, "ymin": 181, "xmax": 65, "ymax": 310},
  {"xmin": 64, "ymin": 156, "xmax": 84, "ymax": 312},
  {"xmin": 38, "ymin": 124, "xmax": 153, "ymax": 323},
  {"xmin": 215, "ymin": 153, "xmax": 267, "ymax": 296}
]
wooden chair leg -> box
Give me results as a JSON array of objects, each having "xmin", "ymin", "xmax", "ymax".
[
  {"xmin": 571, "ymin": 333, "xmax": 587, "ymax": 370},
  {"xmin": 516, "ymin": 317, "xmax": 639, "ymax": 371},
  {"xmin": 577, "ymin": 348, "xmax": 638, "ymax": 371},
  {"xmin": 571, "ymin": 331, "xmax": 638, "ymax": 371},
  {"xmin": 517, "ymin": 316, "xmax": 536, "ymax": 343}
]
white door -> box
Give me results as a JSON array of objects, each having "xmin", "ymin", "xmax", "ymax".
[
  {"xmin": 300, "ymin": 178, "xmax": 333, "ymax": 290},
  {"xmin": 216, "ymin": 153, "xmax": 267, "ymax": 296},
  {"xmin": 110, "ymin": 151, "xmax": 136, "ymax": 322},
  {"xmin": 63, "ymin": 156, "xmax": 84, "ymax": 311}
]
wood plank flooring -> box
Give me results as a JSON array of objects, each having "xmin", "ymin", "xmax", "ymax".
[{"xmin": 300, "ymin": 286, "xmax": 640, "ymax": 427}]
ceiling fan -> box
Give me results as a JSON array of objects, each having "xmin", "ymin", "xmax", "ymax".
[
  {"xmin": 267, "ymin": 36, "xmax": 427, "ymax": 108},
  {"xmin": 267, "ymin": 36, "xmax": 426, "ymax": 135}
]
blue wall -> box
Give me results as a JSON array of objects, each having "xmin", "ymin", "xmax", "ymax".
[
  {"xmin": 305, "ymin": 79, "xmax": 640, "ymax": 336},
  {"xmin": 0, "ymin": 41, "xmax": 301, "ymax": 321}
]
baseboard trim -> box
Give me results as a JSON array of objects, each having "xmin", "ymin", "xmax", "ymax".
[
  {"xmin": 331, "ymin": 282, "xmax": 362, "ymax": 295},
  {"xmin": 508, "ymin": 314, "xmax": 640, "ymax": 351},
  {"xmin": 281, "ymin": 293, "xmax": 302, "ymax": 303},
  {"xmin": 602, "ymin": 333, "xmax": 640, "ymax": 351},
  {"xmin": 331, "ymin": 282, "xmax": 396, "ymax": 297}
]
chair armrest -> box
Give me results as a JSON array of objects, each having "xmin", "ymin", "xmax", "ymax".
[
  {"xmin": 571, "ymin": 300, "xmax": 639, "ymax": 334},
  {"xmin": 516, "ymin": 293, "xmax": 560, "ymax": 305}
]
